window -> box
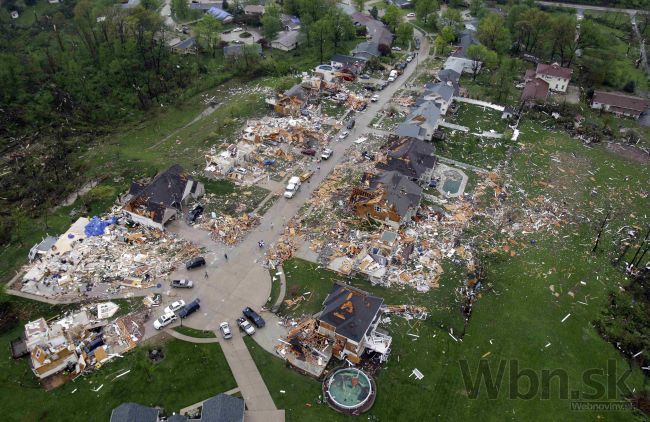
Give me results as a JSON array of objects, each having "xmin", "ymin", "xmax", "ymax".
[{"xmin": 375, "ymin": 206, "xmax": 383, "ymax": 213}]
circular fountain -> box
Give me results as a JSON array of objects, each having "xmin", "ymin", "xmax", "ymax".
[{"xmin": 323, "ymin": 367, "xmax": 376, "ymax": 414}]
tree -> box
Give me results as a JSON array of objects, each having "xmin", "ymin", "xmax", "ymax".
[
  {"xmin": 171, "ymin": 0, "xmax": 189, "ymax": 19},
  {"xmin": 194, "ymin": 14, "xmax": 222, "ymax": 57},
  {"xmin": 415, "ymin": 0, "xmax": 438, "ymax": 26},
  {"xmin": 469, "ymin": 0, "xmax": 483, "ymax": 18},
  {"xmin": 261, "ymin": 1, "xmax": 282, "ymax": 40},
  {"xmin": 370, "ymin": 6, "xmax": 378, "ymax": 20},
  {"xmin": 440, "ymin": 8, "xmax": 462, "ymax": 34},
  {"xmin": 548, "ymin": 14, "xmax": 577, "ymax": 66},
  {"xmin": 513, "ymin": 8, "xmax": 549, "ymax": 55},
  {"xmin": 467, "ymin": 44, "xmax": 496, "ymax": 80},
  {"xmin": 353, "ymin": 0, "xmax": 365, "ymax": 12},
  {"xmin": 327, "ymin": 9, "xmax": 355, "ymax": 51},
  {"xmin": 434, "ymin": 26, "xmax": 455, "ymax": 56},
  {"xmin": 477, "ymin": 13, "xmax": 511, "ymax": 53},
  {"xmin": 311, "ymin": 17, "xmax": 330, "ymax": 64},
  {"xmin": 490, "ymin": 57, "xmax": 517, "ymax": 102},
  {"xmin": 396, "ymin": 23, "xmax": 413, "ymax": 48},
  {"xmin": 623, "ymin": 80, "xmax": 636, "ymax": 93},
  {"xmin": 383, "ymin": 4, "xmax": 401, "ymax": 32}
]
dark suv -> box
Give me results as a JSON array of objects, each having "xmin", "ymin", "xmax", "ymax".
[
  {"xmin": 186, "ymin": 256, "xmax": 206, "ymax": 270},
  {"xmin": 243, "ymin": 307, "xmax": 265, "ymax": 328},
  {"xmin": 178, "ymin": 299, "xmax": 200, "ymax": 318},
  {"xmin": 346, "ymin": 119, "xmax": 356, "ymax": 130}
]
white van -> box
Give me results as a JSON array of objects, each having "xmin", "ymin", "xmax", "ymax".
[
  {"xmin": 284, "ymin": 176, "xmax": 302, "ymax": 198},
  {"xmin": 387, "ymin": 69, "xmax": 398, "ymax": 82}
]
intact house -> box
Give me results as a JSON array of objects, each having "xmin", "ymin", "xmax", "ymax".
[
  {"xmin": 376, "ymin": 136, "xmax": 437, "ymax": 185},
  {"xmin": 110, "ymin": 393, "xmax": 245, "ymax": 422},
  {"xmin": 349, "ymin": 170, "xmax": 422, "ymax": 228},
  {"xmin": 444, "ymin": 29, "xmax": 481, "ymax": 74},
  {"xmin": 591, "ymin": 91, "xmax": 650, "ymax": 119},
  {"xmin": 223, "ymin": 43, "xmax": 262, "ymax": 61},
  {"xmin": 395, "ymin": 100, "xmax": 442, "ymax": 141},
  {"xmin": 352, "ymin": 12, "xmax": 393, "ymax": 54},
  {"xmin": 169, "ymin": 37, "xmax": 197, "ymax": 55},
  {"xmin": 243, "ymin": 4, "xmax": 265, "ymax": 16},
  {"xmin": 532, "ymin": 62, "xmax": 571, "ymax": 92},
  {"xmin": 316, "ymin": 283, "xmax": 390, "ymax": 363},
  {"xmin": 272, "ymin": 30, "xmax": 300, "ymax": 51},
  {"xmin": 420, "ymin": 81, "xmax": 457, "ymax": 115},
  {"xmin": 436, "ymin": 68, "xmax": 461, "ymax": 92},
  {"xmin": 123, "ymin": 165, "xmax": 204, "ymax": 231},
  {"xmin": 352, "ymin": 41, "xmax": 381, "ymax": 61}
]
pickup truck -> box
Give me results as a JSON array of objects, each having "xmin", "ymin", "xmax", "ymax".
[
  {"xmin": 388, "ymin": 69, "xmax": 398, "ymax": 82},
  {"xmin": 321, "ymin": 149, "xmax": 333, "ymax": 160},
  {"xmin": 284, "ymin": 176, "xmax": 301, "ymax": 199},
  {"xmin": 171, "ymin": 279, "xmax": 193, "ymax": 288}
]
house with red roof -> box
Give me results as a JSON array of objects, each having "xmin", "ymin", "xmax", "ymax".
[
  {"xmin": 521, "ymin": 69, "xmax": 549, "ymax": 103},
  {"xmin": 534, "ymin": 62, "xmax": 572, "ymax": 93},
  {"xmin": 591, "ymin": 91, "xmax": 650, "ymax": 119}
]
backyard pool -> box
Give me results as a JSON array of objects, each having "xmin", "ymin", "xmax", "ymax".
[{"xmin": 324, "ymin": 368, "xmax": 376, "ymax": 413}]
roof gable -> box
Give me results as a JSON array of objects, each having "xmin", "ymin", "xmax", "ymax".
[{"xmin": 319, "ymin": 283, "xmax": 384, "ymax": 342}]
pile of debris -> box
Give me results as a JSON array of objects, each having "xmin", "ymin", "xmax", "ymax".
[
  {"xmin": 20, "ymin": 216, "xmax": 198, "ymax": 300},
  {"xmin": 199, "ymin": 213, "xmax": 260, "ymax": 245},
  {"xmin": 265, "ymin": 221, "xmax": 300, "ymax": 268}
]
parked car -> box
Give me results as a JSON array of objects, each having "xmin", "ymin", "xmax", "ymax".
[
  {"xmin": 233, "ymin": 27, "xmax": 243, "ymax": 32},
  {"xmin": 222, "ymin": 29, "xmax": 232, "ymax": 34},
  {"xmin": 321, "ymin": 148, "xmax": 333, "ymax": 160},
  {"xmin": 362, "ymin": 151, "xmax": 375, "ymax": 161},
  {"xmin": 237, "ymin": 317, "xmax": 255, "ymax": 335},
  {"xmin": 163, "ymin": 300, "xmax": 186, "ymax": 315},
  {"xmin": 171, "ymin": 279, "xmax": 193, "ymax": 288},
  {"xmin": 363, "ymin": 84, "xmax": 376, "ymax": 92},
  {"xmin": 178, "ymin": 299, "xmax": 200, "ymax": 319},
  {"xmin": 153, "ymin": 312, "xmax": 177, "ymax": 330},
  {"xmin": 243, "ymin": 307, "xmax": 265, "ymax": 328},
  {"xmin": 392, "ymin": 46, "xmax": 401, "ymax": 51},
  {"xmin": 346, "ymin": 119, "xmax": 356, "ymax": 129},
  {"xmin": 186, "ymin": 256, "xmax": 206, "ymax": 270},
  {"xmin": 301, "ymin": 148, "xmax": 316, "ymax": 156},
  {"xmin": 407, "ymin": 12, "xmax": 416, "ymax": 18},
  {"xmin": 219, "ymin": 321, "xmax": 232, "ymax": 339},
  {"xmin": 359, "ymin": 74, "xmax": 370, "ymax": 79},
  {"xmin": 188, "ymin": 205, "xmax": 204, "ymax": 222},
  {"xmin": 378, "ymin": 81, "xmax": 388, "ymax": 90},
  {"xmin": 284, "ymin": 176, "xmax": 302, "ymax": 199},
  {"xmin": 338, "ymin": 131, "xmax": 349, "ymax": 141},
  {"xmin": 371, "ymin": 94, "xmax": 379, "ymax": 102},
  {"xmin": 406, "ymin": 55, "xmax": 414, "ymax": 63}
]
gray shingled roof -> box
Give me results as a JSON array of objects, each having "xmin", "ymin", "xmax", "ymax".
[
  {"xmin": 371, "ymin": 171, "xmax": 423, "ymax": 218},
  {"xmin": 377, "ymin": 138, "xmax": 437, "ymax": 180},
  {"xmin": 110, "ymin": 403, "xmax": 159, "ymax": 422},
  {"xmin": 200, "ymin": 393, "xmax": 245, "ymax": 422},
  {"xmin": 319, "ymin": 283, "xmax": 384, "ymax": 343}
]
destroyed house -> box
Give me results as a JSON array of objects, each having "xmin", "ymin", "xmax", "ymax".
[
  {"xmin": 265, "ymin": 83, "xmax": 309, "ymax": 115},
  {"xmin": 349, "ymin": 171, "xmax": 422, "ymax": 227},
  {"xmin": 376, "ymin": 137, "xmax": 437, "ymax": 185},
  {"xmin": 123, "ymin": 165, "xmax": 204, "ymax": 231},
  {"xmin": 24, "ymin": 317, "xmax": 78, "ymax": 379},
  {"xmin": 317, "ymin": 283, "xmax": 385, "ymax": 362},
  {"xmin": 330, "ymin": 54, "xmax": 367, "ymax": 74}
]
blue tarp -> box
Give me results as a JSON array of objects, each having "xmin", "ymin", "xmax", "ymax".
[
  {"xmin": 207, "ymin": 7, "xmax": 232, "ymax": 21},
  {"xmin": 84, "ymin": 216, "xmax": 117, "ymax": 237}
]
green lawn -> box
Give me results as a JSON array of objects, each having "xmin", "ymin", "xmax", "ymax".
[
  {"xmin": 173, "ymin": 326, "xmax": 217, "ymax": 338},
  {"xmin": 0, "ymin": 326, "xmax": 235, "ymax": 421}
]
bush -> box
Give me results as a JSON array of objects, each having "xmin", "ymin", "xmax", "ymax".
[{"xmin": 239, "ymin": 31, "xmax": 252, "ymax": 38}]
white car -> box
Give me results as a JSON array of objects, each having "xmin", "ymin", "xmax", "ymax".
[
  {"xmin": 371, "ymin": 94, "xmax": 379, "ymax": 102},
  {"xmin": 163, "ymin": 300, "xmax": 186, "ymax": 315},
  {"xmin": 392, "ymin": 46, "xmax": 401, "ymax": 51},
  {"xmin": 407, "ymin": 12, "xmax": 416, "ymax": 18},
  {"xmin": 220, "ymin": 321, "xmax": 233, "ymax": 339},
  {"xmin": 233, "ymin": 27, "xmax": 243, "ymax": 32},
  {"xmin": 406, "ymin": 55, "xmax": 413, "ymax": 63},
  {"xmin": 321, "ymin": 148, "xmax": 333, "ymax": 160},
  {"xmin": 338, "ymin": 131, "xmax": 349, "ymax": 141},
  {"xmin": 237, "ymin": 317, "xmax": 255, "ymax": 335},
  {"xmin": 153, "ymin": 312, "xmax": 177, "ymax": 330}
]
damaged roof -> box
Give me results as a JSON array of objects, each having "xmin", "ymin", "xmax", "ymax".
[
  {"xmin": 124, "ymin": 165, "xmax": 194, "ymax": 223},
  {"xmin": 377, "ymin": 137, "xmax": 436, "ymax": 180},
  {"xmin": 319, "ymin": 283, "xmax": 384, "ymax": 343},
  {"xmin": 370, "ymin": 171, "xmax": 423, "ymax": 218}
]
